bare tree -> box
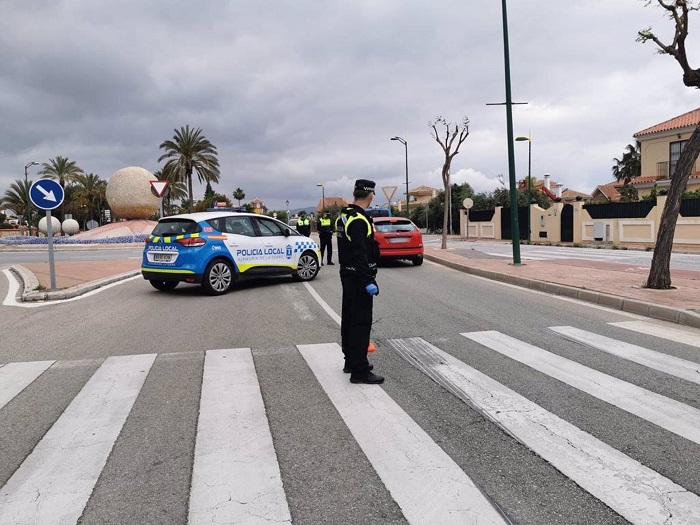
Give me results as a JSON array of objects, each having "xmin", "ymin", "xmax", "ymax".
[
  {"xmin": 637, "ymin": 0, "xmax": 700, "ymax": 288},
  {"xmin": 430, "ymin": 116, "xmax": 470, "ymax": 249}
]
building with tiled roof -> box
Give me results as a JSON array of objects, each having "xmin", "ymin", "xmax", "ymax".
[
  {"xmin": 630, "ymin": 108, "xmax": 700, "ymax": 197},
  {"xmin": 590, "ymin": 181, "xmax": 622, "ymax": 203}
]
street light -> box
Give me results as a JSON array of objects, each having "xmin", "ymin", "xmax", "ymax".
[
  {"xmin": 515, "ymin": 134, "xmax": 532, "ymax": 242},
  {"xmin": 316, "ymin": 183, "xmax": 325, "ymax": 212},
  {"xmin": 24, "ymin": 161, "xmax": 40, "ymax": 234},
  {"xmin": 285, "ymin": 199, "xmax": 290, "ymax": 225},
  {"xmin": 390, "ymin": 136, "xmax": 409, "ymax": 214}
]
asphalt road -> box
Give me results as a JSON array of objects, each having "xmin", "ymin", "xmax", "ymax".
[{"xmin": 1, "ymin": 252, "xmax": 699, "ymax": 524}]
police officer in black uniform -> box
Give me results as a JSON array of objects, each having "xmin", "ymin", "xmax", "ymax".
[
  {"xmin": 317, "ymin": 210, "xmax": 334, "ymax": 266},
  {"xmin": 296, "ymin": 212, "xmax": 311, "ymax": 237},
  {"xmin": 336, "ymin": 179, "xmax": 384, "ymax": 384}
]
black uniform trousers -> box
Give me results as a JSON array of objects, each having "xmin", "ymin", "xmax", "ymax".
[
  {"xmin": 319, "ymin": 232, "xmax": 333, "ymax": 263},
  {"xmin": 340, "ymin": 272, "xmax": 373, "ymax": 375}
]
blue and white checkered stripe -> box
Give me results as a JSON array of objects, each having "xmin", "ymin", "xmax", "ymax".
[{"xmin": 294, "ymin": 240, "xmax": 318, "ymax": 253}]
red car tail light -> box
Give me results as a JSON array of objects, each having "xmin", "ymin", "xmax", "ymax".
[{"xmin": 176, "ymin": 237, "xmax": 207, "ymax": 247}]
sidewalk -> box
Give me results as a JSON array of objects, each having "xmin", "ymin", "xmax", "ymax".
[{"xmin": 9, "ymin": 244, "xmax": 700, "ymax": 328}]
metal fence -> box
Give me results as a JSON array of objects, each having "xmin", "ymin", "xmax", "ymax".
[{"xmin": 583, "ymin": 201, "xmax": 656, "ymax": 219}]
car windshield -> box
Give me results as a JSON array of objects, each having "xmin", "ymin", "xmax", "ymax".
[
  {"xmin": 152, "ymin": 219, "xmax": 201, "ymax": 236},
  {"xmin": 375, "ymin": 220, "xmax": 416, "ymax": 233}
]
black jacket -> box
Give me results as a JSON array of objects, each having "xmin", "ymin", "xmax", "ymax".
[{"xmin": 336, "ymin": 205, "xmax": 379, "ymax": 285}]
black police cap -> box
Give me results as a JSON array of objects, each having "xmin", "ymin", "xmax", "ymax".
[{"xmin": 354, "ymin": 179, "xmax": 376, "ymax": 192}]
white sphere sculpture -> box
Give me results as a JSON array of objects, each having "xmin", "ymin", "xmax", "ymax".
[
  {"xmin": 106, "ymin": 166, "xmax": 160, "ymax": 219},
  {"xmin": 39, "ymin": 216, "xmax": 62, "ymax": 235},
  {"xmin": 62, "ymin": 218, "xmax": 80, "ymax": 235}
]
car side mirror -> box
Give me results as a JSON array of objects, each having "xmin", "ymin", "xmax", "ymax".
[{"xmin": 284, "ymin": 228, "xmax": 291, "ymax": 237}]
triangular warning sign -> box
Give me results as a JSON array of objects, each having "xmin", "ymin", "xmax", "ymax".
[{"xmin": 150, "ymin": 180, "xmax": 169, "ymax": 198}]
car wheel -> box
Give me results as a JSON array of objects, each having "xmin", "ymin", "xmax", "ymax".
[
  {"xmin": 412, "ymin": 255, "xmax": 424, "ymax": 266},
  {"xmin": 149, "ymin": 280, "xmax": 178, "ymax": 291},
  {"xmin": 202, "ymin": 259, "xmax": 234, "ymax": 295},
  {"xmin": 292, "ymin": 251, "xmax": 319, "ymax": 281}
]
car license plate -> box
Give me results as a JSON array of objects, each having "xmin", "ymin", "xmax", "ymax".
[
  {"xmin": 151, "ymin": 252, "xmax": 175, "ymax": 263},
  {"xmin": 388, "ymin": 237, "xmax": 410, "ymax": 244}
]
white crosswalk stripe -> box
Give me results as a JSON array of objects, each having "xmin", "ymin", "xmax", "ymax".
[
  {"xmin": 299, "ymin": 343, "xmax": 507, "ymax": 525},
  {"xmin": 550, "ymin": 325, "xmax": 700, "ymax": 385},
  {"xmin": 0, "ymin": 354, "xmax": 156, "ymax": 525},
  {"xmin": 610, "ymin": 320, "xmax": 700, "ymax": 348},
  {"xmin": 0, "ymin": 322, "xmax": 699, "ymax": 525},
  {"xmin": 462, "ymin": 330, "xmax": 700, "ymax": 446},
  {"xmin": 0, "ymin": 360, "xmax": 54, "ymax": 410},
  {"xmin": 189, "ymin": 348, "xmax": 291, "ymax": 525},
  {"xmin": 389, "ymin": 336, "xmax": 700, "ymax": 525}
]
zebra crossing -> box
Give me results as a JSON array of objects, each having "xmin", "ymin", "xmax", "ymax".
[{"xmin": 0, "ymin": 321, "xmax": 699, "ymax": 524}]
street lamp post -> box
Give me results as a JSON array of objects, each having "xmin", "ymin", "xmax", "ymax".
[
  {"xmin": 316, "ymin": 183, "xmax": 325, "ymax": 212},
  {"xmin": 515, "ymin": 134, "xmax": 532, "ymax": 243},
  {"xmin": 285, "ymin": 199, "xmax": 290, "ymax": 225},
  {"xmin": 390, "ymin": 136, "xmax": 409, "ymax": 214},
  {"xmin": 24, "ymin": 161, "xmax": 40, "ymax": 234}
]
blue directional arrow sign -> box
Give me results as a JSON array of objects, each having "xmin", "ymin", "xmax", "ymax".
[{"xmin": 30, "ymin": 179, "xmax": 65, "ymax": 211}]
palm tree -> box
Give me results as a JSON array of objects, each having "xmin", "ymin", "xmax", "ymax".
[
  {"xmin": 611, "ymin": 143, "xmax": 641, "ymax": 185},
  {"xmin": 153, "ymin": 169, "xmax": 187, "ymax": 216},
  {"xmin": 40, "ymin": 156, "xmax": 83, "ymax": 220},
  {"xmin": 1, "ymin": 180, "xmax": 31, "ymax": 222},
  {"xmin": 72, "ymin": 173, "xmax": 107, "ymax": 225},
  {"xmin": 158, "ymin": 125, "xmax": 220, "ymax": 212},
  {"xmin": 233, "ymin": 187, "xmax": 245, "ymax": 207}
]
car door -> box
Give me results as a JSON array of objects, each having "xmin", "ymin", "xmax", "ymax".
[
  {"xmin": 252, "ymin": 216, "xmax": 296, "ymax": 270},
  {"xmin": 220, "ymin": 215, "xmax": 268, "ymax": 273}
]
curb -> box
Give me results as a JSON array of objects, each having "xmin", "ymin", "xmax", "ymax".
[
  {"xmin": 13, "ymin": 266, "xmax": 141, "ymax": 302},
  {"xmin": 424, "ymin": 253, "xmax": 700, "ymax": 330}
]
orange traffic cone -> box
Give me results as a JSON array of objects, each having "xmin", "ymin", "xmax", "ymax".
[{"xmin": 367, "ymin": 342, "xmax": 376, "ymax": 353}]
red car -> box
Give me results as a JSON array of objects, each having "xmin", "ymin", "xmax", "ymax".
[{"xmin": 372, "ymin": 217, "xmax": 424, "ymax": 266}]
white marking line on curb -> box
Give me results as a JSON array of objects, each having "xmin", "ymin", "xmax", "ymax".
[
  {"xmin": 463, "ymin": 331, "xmax": 700, "ymax": 447},
  {"xmin": 2, "ymin": 268, "xmax": 139, "ymax": 308},
  {"xmin": 391, "ymin": 337, "xmax": 700, "ymax": 525},
  {"xmin": 188, "ymin": 349, "xmax": 291, "ymax": 525},
  {"xmin": 0, "ymin": 353, "xmax": 156, "ymax": 525},
  {"xmin": 610, "ymin": 320, "xmax": 700, "ymax": 349},
  {"xmin": 298, "ymin": 342, "xmax": 507, "ymax": 525},
  {"xmin": 550, "ymin": 326, "xmax": 700, "ymax": 385},
  {"xmin": 0, "ymin": 360, "xmax": 55, "ymax": 409},
  {"xmin": 304, "ymin": 282, "xmax": 341, "ymax": 325}
]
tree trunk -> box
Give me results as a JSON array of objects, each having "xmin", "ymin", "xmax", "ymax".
[
  {"xmin": 646, "ymin": 124, "xmax": 700, "ymax": 289},
  {"xmin": 187, "ymin": 171, "xmax": 194, "ymax": 213},
  {"xmin": 441, "ymin": 163, "xmax": 451, "ymax": 249}
]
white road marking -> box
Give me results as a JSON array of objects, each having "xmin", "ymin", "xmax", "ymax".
[
  {"xmin": 304, "ymin": 282, "xmax": 341, "ymax": 325},
  {"xmin": 389, "ymin": 337, "xmax": 700, "ymax": 525},
  {"xmin": 0, "ymin": 353, "xmax": 156, "ymax": 525},
  {"xmin": 550, "ymin": 326, "xmax": 700, "ymax": 385},
  {"xmin": 610, "ymin": 320, "xmax": 700, "ymax": 349},
  {"xmin": 298, "ymin": 342, "xmax": 507, "ymax": 525},
  {"xmin": 2, "ymin": 268, "xmax": 139, "ymax": 308},
  {"xmin": 188, "ymin": 349, "xmax": 291, "ymax": 525},
  {"xmin": 281, "ymin": 284, "xmax": 314, "ymax": 321},
  {"xmin": 462, "ymin": 331, "xmax": 700, "ymax": 446},
  {"xmin": 0, "ymin": 360, "xmax": 55, "ymax": 409}
]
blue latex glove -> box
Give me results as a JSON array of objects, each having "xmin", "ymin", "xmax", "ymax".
[{"xmin": 365, "ymin": 283, "xmax": 379, "ymax": 296}]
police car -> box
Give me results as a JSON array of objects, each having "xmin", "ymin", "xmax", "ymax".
[{"xmin": 142, "ymin": 212, "xmax": 320, "ymax": 295}]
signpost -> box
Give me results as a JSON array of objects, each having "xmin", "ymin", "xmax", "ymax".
[
  {"xmin": 150, "ymin": 180, "xmax": 169, "ymax": 218},
  {"xmin": 29, "ymin": 179, "xmax": 65, "ymax": 290},
  {"xmin": 462, "ymin": 197, "xmax": 474, "ymax": 240}
]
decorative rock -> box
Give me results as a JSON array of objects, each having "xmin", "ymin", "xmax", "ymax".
[
  {"xmin": 62, "ymin": 218, "xmax": 80, "ymax": 235},
  {"xmin": 106, "ymin": 167, "xmax": 159, "ymax": 219},
  {"xmin": 39, "ymin": 216, "xmax": 62, "ymax": 235}
]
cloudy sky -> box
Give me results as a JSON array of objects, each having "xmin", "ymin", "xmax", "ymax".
[{"xmin": 2, "ymin": 0, "xmax": 698, "ymax": 212}]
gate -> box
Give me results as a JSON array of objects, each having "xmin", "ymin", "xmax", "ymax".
[
  {"xmin": 500, "ymin": 207, "xmax": 528, "ymax": 241},
  {"xmin": 561, "ymin": 204, "xmax": 573, "ymax": 242}
]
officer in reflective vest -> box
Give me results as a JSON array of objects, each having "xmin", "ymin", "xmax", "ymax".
[
  {"xmin": 335, "ymin": 179, "xmax": 383, "ymax": 384},
  {"xmin": 318, "ymin": 211, "xmax": 334, "ymax": 266},
  {"xmin": 296, "ymin": 212, "xmax": 311, "ymax": 237}
]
